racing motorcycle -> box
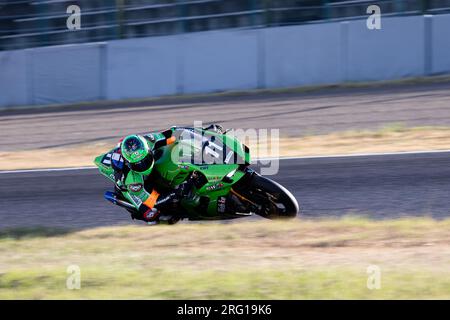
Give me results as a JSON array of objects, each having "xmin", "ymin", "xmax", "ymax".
[{"xmin": 94, "ymin": 126, "xmax": 299, "ymax": 223}]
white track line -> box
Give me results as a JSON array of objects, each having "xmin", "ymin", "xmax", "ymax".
[
  {"xmin": 0, "ymin": 166, "xmax": 96, "ymax": 174},
  {"xmin": 258, "ymin": 149, "xmax": 450, "ymax": 161},
  {"xmin": 1, "ymin": 149, "xmax": 450, "ymax": 174}
]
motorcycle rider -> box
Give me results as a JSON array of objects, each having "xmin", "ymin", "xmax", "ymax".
[{"xmin": 111, "ymin": 124, "xmax": 225, "ymax": 224}]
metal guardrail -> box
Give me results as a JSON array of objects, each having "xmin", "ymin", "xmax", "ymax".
[{"xmin": 1, "ymin": 0, "xmax": 450, "ymax": 50}]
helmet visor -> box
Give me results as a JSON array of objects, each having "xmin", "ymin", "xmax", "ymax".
[{"xmin": 129, "ymin": 153, "xmax": 154, "ymax": 173}]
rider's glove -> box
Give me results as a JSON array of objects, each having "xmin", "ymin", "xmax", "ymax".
[{"xmin": 204, "ymin": 124, "xmax": 225, "ymax": 134}]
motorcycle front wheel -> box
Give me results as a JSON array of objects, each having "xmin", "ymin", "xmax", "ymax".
[{"xmin": 232, "ymin": 172, "xmax": 299, "ymax": 219}]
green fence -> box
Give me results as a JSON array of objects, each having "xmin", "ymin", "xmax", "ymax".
[{"xmin": 1, "ymin": 0, "xmax": 450, "ymax": 50}]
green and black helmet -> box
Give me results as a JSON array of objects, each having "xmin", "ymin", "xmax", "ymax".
[{"xmin": 121, "ymin": 135, "xmax": 154, "ymax": 175}]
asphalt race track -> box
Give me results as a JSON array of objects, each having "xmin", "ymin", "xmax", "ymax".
[{"xmin": 1, "ymin": 151, "xmax": 450, "ymax": 229}]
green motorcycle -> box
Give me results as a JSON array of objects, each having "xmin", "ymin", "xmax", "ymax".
[{"xmin": 94, "ymin": 126, "xmax": 299, "ymax": 223}]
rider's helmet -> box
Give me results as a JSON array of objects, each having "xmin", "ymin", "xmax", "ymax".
[{"xmin": 121, "ymin": 135, "xmax": 154, "ymax": 175}]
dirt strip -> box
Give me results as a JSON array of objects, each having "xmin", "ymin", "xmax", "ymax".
[{"xmin": 2, "ymin": 127, "xmax": 450, "ymax": 170}]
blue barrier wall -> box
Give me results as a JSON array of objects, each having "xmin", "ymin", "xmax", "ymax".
[{"xmin": 1, "ymin": 14, "xmax": 449, "ymax": 108}]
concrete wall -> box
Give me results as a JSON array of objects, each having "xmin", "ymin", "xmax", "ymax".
[
  {"xmin": 0, "ymin": 49, "xmax": 28, "ymax": 106},
  {"xmin": 263, "ymin": 23, "xmax": 342, "ymax": 88},
  {"xmin": 432, "ymin": 14, "xmax": 450, "ymax": 74},
  {"xmin": 181, "ymin": 30, "xmax": 260, "ymax": 93},
  {"xmin": 107, "ymin": 37, "xmax": 179, "ymax": 100},
  {"xmin": 1, "ymin": 13, "xmax": 450, "ymax": 108},
  {"xmin": 29, "ymin": 43, "xmax": 105, "ymax": 105},
  {"xmin": 346, "ymin": 15, "xmax": 426, "ymax": 81}
]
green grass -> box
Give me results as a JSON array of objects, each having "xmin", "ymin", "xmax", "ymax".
[
  {"xmin": 1, "ymin": 217, "xmax": 449, "ymax": 299},
  {"xmin": 2, "ymin": 267, "xmax": 450, "ymax": 299}
]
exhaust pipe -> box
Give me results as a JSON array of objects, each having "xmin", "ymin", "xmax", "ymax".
[{"xmin": 104, "ymin": 191, "xmax": 136, "ymax": 210}]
